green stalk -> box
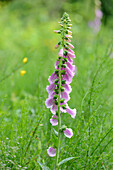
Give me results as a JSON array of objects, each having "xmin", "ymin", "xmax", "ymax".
[
  {"xmin": 55, "ymin": 24, "xmax": 65, "ymax": 170},
  {"xmin": 55, "ymin": 57, "xmax": 62, "ymax": 169}
]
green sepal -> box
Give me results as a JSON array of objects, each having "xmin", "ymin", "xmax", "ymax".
[
  {"xmin": 61, "ymin": 64, "xmax": 67, "ymax": 68},
  {"xmin": 60, "ymin": 125, "xmax": 67, "ymax": 132},
  {"xmin": 55, "ymin": 70, "xmax": 59, "ymax": 75},
  {"xmin": 54, "ymin": 100, "xmax": 58, "ymax": 105},
  {"xmin": 61, "ymin": 80, "xmax": 66, "ymax": 84},
  {"xmin": 60, "ymin": 98, "xmax": 65, "ymax": 103},
  {"xmin": 53, "ymin": 94, "xmax": 58, "ymax": 100},
  {"xmin": 61, "ymin": 87, "xmax": 65, "ymax": 92},
  {"xmin": 64, "ymin": 51, "xmax": 68, "ymax": 56},
  {"xmin": 61, "ymin": 70, "xmax": 65, "ymax": 75},
  {"xmin": 62, "ymin": 104, "xmax": 66, "ymax": 109},
  {"xmin": 54, "ymin": 79, "xmax": 59, "ymax": 84},
  {"xmin": 58, "ymin": 41, "xmax": 61, "ymax": 45},
  {"xmin": 55, "ymin": 89, "xmax": 59, "ymax": 94}
]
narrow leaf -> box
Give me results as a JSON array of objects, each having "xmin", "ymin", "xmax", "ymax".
[
  {"xmin": 53, "ymin": 128, "xmax": 58, "ymax": 136},
  {"xmin": 37, "ymin": 160, "xmax": 50, "ymax": 170},
  {"xmin": 58, "ymin": 157, "xmax": 79, "ymax": 166}
]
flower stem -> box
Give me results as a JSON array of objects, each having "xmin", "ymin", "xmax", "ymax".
[
  {"xmin": 55, "ymin": 25, "xmax": 65, "ymax": 170},
  {"xmin": 55, "ymin": 57, "xmax": 62, "ymax": 169}
]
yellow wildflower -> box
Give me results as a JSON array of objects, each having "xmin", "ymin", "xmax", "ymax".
[
  {"xmin": 23, "ymin": 57, "xmax": 28, "ymax": 64},
  {"xmin": 20, "ymin": 70, "xmax": 26, "ymax": 76}
]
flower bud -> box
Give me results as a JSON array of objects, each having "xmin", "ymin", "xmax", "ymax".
[
  {"xmin": 65, "ymin": 35, "xmax": 72, "ymax": 39},
  {"xmin": 54, "ymin": 30, "xmax": 61, "ymax": 34},
  {"xmin": 68, "ymin": 30, "xmax": 72, "ymax": 35},
  {"xmin": 68, "ymin": 24, "xmax": 72, "ymax": 27},
  {"xmin": 67, "ymin": 27, "xmax": 71, "ymax": 30}
]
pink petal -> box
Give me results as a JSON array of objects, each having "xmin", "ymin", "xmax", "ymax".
[
  {"xmin": 66, "ymin": 107, "xmax": 76, "ymax": 118},
  {"xmin": 46, "ymin": 83, "xmax": 56, "ymax": 94},
  {"xmin": 65, "ymin": 35, "xmax": 72, "ymax": 39},
  {"xmin": 67, "ymin": 56, "xmax": 73, "ymax": 63},
  {"xmin": 50, "ymin": 104, "xmax": 58, "ymax": 114},
  {"xmin": 48, "ymin": 72, "xmax": 58, "ymax": 84},
  {"xmin": 61, "ymin": 91, "xmax": 70, "ymax": 102},
  {"xmin": 63, "ymin": 128, "xmax": 73, "ymax": 138},
  {"xmin": 54, "ymin": 30, "xmax": 60, "ymax": 33},
  {"xmin": 47, "ymin": 147, "xmax": 56, "ymax": 157},
  {"xmin": 68, "ymin": 52, "xmax": 75, "ymax": 58},
  {"xmin": 65, "ymin": 67, "xmax": 74, "ymax": 78},
  {"xmin": 67, "ymin": 39, "xmax": 71, "ymax": 42},
  {"xmin": 68, "ymin": 48, "xmax": 74, "ymax": 54},
  {"xmin": 95, "ymin": 9, "xmax": 103, "ymax": 19},
  {"xmin": 55, "ymin": 60, "xmax": 59, "ymax": 69},
  {"xmin": 68, "ymin": 43, "xmax": 74, "ymax": 49},
  {"xmin": 51, "ymin": 103, "xmax": 67, "ymax": 114},
  {"xmin": 63, "ymin": 73, "xmax": 72, "ymax": 84},
  {"xmin": 55, "ymin": 44, "xmax": 59, "ymax": 49},
  {"xmin": 63, "ymin": 55, "xmax": 73, "ymax": 64},
  {"xmin": 50, "ymin": 115, "xmax": 58, "ymax": 126},
  {"xmin": 68, "ymin": 30, "xmax": 72, "ymax": 35},
  {"xmin": 64, "ymin": 83, "xmax": 72, "ymax": 93},
  {"xmin": 59, "ymin": 48, "xmax": 63, "ymax": 57},
  {"xmin": 49, "ymin": 91, "xmax": 56, "ymax": 98},
  {"xmin": 45, "ymin": 98, "xmax": 54, "ymax": 108},
  {"xmin": 67, "ymin": 61, "xmax": 75, "ymax": 72}
]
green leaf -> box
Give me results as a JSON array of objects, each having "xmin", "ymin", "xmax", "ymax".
[
  {"xmin": 37, "ymin": 160, "xmax": 50, "ymax": 170},
  {"xmin": 53, "ymin": 128, "xmax": 58, "ymax": 136},
  {"xmin": 58, "ymin": 157, "xmax": 79, "ymax": 166}
]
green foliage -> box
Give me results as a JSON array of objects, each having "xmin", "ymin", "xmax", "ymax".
[{"xmin": 0, "ymin": 0, "xmax": 113, "ymax": 169}]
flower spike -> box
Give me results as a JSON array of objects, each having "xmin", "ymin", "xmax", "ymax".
[{"xmin": 45, "ymin": 12, "xmax": 77, "ymax": 166}]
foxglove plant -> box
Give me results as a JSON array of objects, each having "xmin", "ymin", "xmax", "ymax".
[
  {"xmin": 88, "ymin": 0, "xmax": 103, "ymax": 33},
  {"xmin": 45, "ymin": 12, "xmax": 76, "ymax": 168}
]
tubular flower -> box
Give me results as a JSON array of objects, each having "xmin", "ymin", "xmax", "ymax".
[
  {"xmin": 45, "ymin": 12, "xmax": 77, "ymax": 158},
  {"xmin": 63, "ymin": 128, "xmax": 73, "ymax": 138},
  {"xmin": 47, "ymin": 147, "xmax": 56, "ymax": 157},
  {"xmin": 50, "ymin": 115, "xmax": 58, "ymax": 126}
]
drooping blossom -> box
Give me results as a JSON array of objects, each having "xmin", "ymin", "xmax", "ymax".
[
  {"xmin": 47, "ymin": 147, "xmax": 56, "ymax": 157},
  {"xmin": 63, "ymin": 128, "xmax": 73, "ymax": 138},
  {"xmin": 50, "ymin": 115, "xmax": 58, "ymax": 126}
]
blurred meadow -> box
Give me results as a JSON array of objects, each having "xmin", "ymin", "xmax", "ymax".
[{"xmin": 0, "ymin": 0, "xmax": 113, "ymax": 169}]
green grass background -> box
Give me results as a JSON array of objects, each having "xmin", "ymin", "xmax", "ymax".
[{"xmin": 0, "ymin": 0, "xmax": 113, "ymax": 169}]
